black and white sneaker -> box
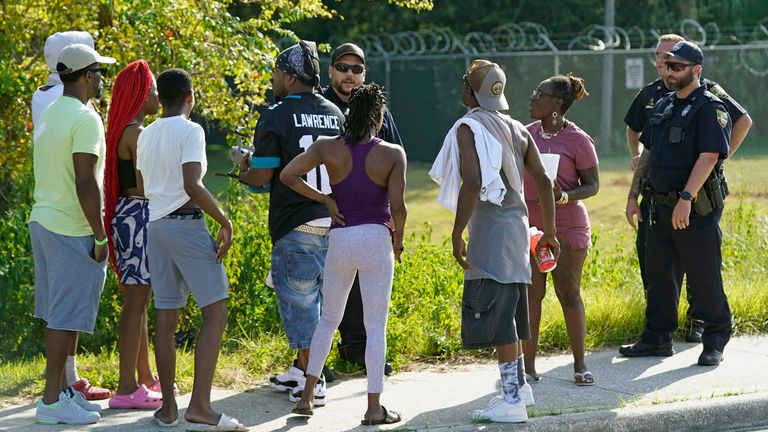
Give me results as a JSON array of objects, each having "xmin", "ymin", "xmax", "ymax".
[
  {"xmin": 269, "ymin": 363, "xmax": 306, "ymax": 393},
  {"xmin": 288, "ymin": 374, "xmax": 326, "ymax": 407}
]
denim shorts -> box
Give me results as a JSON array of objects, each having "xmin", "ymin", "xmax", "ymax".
[{"xmin": 271, "ymin": 229, "xmax": 328, "ymax": 349}]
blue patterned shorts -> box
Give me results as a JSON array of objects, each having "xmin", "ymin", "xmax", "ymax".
[{"xmin": 111, "ymin": 196, "xmax": 151, "ymax": 285}]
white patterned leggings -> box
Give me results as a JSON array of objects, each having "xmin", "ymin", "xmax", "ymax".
[{"xmin": 306, "ymin": 224, "xmax": 395, "ymax": 393}]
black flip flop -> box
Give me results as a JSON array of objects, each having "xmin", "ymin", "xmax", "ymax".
[
  {"xmin": 291, "ymin": 403, "xmax": 313, "ymax": 416},
  {"xmin": 361, "ymin": 405, "xmax": 402, "ymax": 425}
]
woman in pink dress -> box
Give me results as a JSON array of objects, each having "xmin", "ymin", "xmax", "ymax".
[{"xmin": 523, "ymin": 73, "xmax": 600, "ymax": 386}]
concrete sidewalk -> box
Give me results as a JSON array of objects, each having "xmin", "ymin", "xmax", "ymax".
[{"xmin": 1, "ymin": 335, "xmax": 767, "ymax": 431}]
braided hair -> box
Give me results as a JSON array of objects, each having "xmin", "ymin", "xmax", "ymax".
[
  {"xmin": 103, "ymin": 59, "xmax": 153, "ymax": 276},
  {"xmin": 550, "ymin": 72, "xmax": 589, "ymax": 113},
  {"xmin": 344, "ymin": 83, "xmax": 386, "ymax": 144}
]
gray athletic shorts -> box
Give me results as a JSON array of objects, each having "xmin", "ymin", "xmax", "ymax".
[
  {"xmin": 147, "ymin": 216, "xmax": 229, "ymax": 310},
  {"xmin": 461, "ymin": 279, "xmax": 531, "ymax": 349},
  {"xmin": 29, "ymin": 222, "xmax": 107, "ymax": 333}
]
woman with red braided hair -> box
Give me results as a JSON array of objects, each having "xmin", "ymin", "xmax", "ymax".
[{"xmin": 103, "ymin": 59, "xmax": 169, "ymax": 409}]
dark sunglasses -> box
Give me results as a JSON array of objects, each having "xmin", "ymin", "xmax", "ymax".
[
  {"xmin": 664, "ymin": 61, "xmax": 695, "ymax": 72},
  {"xmin": 531, "ymin": 88, "xmax": 558, "ymax": 100},
  {"xmin": 333, "ymin": 63, "xmax": 364, "ymax": 74}
]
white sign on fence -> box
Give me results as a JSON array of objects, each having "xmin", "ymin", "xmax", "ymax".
[{"xmin": 625, "ymin": 58, "xmax": 644, "ymax": 89}]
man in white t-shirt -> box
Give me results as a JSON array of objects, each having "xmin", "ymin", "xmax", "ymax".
[
  {"xmin": 137, "ymin": 68, "xmax": 243, "ymax": 430},
  {"xmin": 32, "ymin": 31, "xmax": 94, "ymax": 124}
]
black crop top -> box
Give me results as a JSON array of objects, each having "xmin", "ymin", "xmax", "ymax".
[{"xmin": 118, "ymin": 159, "xmax": 137, "ymax": 190}]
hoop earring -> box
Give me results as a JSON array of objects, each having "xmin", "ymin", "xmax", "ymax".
[{"xmin": 552, "ymin": 112, "xmax": 558, "ymax": 126}]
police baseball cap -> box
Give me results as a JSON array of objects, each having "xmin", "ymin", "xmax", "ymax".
[
  {"xmin": 465, "ymin": 60, "xmax": 508, "ymax": 111},
  {"xmin": 44, "ymin": 31, "xmax": 94, "ymax": 72},
  {"xmin": 331, "ymin": 43, "xmax": 365, "ymax": 64},
  {"xmin": 56, "ymin": 43, "xmax": 116, "ymax": 75},
  {"xmin": 665, "ymin": 41, "xmax": 703, "ymax": 65}
]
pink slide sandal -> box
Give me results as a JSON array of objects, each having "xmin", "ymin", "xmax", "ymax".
[{"xmin": 108, "ymin": 384, "xmax": 163, "ymax": 410}]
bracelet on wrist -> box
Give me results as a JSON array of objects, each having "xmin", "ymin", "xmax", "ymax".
[
  {"xmin": 556, "ymin": 191, "xmax": 569, "ymax": 205},
  {"xmin": 94, "ymin": 236, "xmax": 107, "ymax": 246}
]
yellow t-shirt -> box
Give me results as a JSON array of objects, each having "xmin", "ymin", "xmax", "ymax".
[{"xmin": 29, "ymin": 96, "xmax": 105, "ymax": 236}]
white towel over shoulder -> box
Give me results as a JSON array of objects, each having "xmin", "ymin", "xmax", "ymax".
[{"xmin": 429, "ymin": 117, "xmax": 505, "ymax": 212}]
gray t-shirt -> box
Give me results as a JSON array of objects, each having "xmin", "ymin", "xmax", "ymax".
[{"xmin": 464, "ymin": 119, "xmax": 531, "ymax": 284}]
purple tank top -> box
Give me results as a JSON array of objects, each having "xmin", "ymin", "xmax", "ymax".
[{"xmin": 330, "ymin": 136, "xmax": 391, "ymax": 230}]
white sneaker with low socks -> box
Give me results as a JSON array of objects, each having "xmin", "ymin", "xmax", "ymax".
[{"xmin": 35, "ymin": 387, "xmax": 101, "ymax": 425}]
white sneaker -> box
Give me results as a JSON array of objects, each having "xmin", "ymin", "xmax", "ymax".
[
  {"xmin": 35, "ymin": 388, "xmax": 101, "ymax": 425},
  {"xmin": 71, "ymin": 388, "xmax": 102, "ymax": 412},
  {"xmin": 269, "ymin": 364, "xmax": 306, "ymax": 392},
  {"xmin": 288, "ymin": 374, "xmax": 326, "ymax": 406},
  {"xmin": 472, "ymin": 395, "xmax": 528, "ymax": 423},
  {"xmin": 519, "ymin": 383, "xmax": 535, "ymax": 406}
]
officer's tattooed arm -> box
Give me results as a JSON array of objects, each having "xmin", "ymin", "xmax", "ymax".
[{"xmin": 628, "ymin": 150, "xmax": 651, "ymax": 200}]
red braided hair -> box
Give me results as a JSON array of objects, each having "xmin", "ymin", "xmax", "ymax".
[{"xmin": 104, "ymin": 59, "xmax": 153, "ymax": 277}]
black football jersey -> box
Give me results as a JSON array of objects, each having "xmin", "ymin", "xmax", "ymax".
[{"xmin": 251, "ymin": 92, "xmax": 345, "ymax": 242}]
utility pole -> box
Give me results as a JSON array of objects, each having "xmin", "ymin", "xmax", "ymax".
[{"xmin": 600, "ymin": 0, "xmax": 615, "ymax": 151}]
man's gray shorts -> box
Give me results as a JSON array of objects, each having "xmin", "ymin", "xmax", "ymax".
[
  {"xmin": 461, "ymin": 279, "xmax": 531, "ymax": 349},
  {"xmin": 147, "ymin": 217, "xmax": 228, "ymax": 310},
  {"xmin": 29, "ymin": 221, "xmax": 107, "ymax": 333}
]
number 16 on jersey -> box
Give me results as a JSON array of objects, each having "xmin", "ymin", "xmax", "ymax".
[{"xmin": 298, "ymin": 134, "xmax": 333, "ymax": 194}]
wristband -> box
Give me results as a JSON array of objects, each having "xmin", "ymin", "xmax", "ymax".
[
  {"xmin": 94, "ymin": 236, "xmax": 107, "ymax": 246},
  {"xmin": 557, "ymin": 191, "xmax": 569, "ymax": 205}
]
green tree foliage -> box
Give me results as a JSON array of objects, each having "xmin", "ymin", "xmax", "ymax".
[{"xmin": 0, "ymin": 0, "xmax": 336, "ymax": 209}]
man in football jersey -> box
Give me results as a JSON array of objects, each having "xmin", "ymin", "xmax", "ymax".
[
  {"xmin": 239, "ymin": 40, "xmax": 344, "ymax": 404},
  {"xmin": 624, "ymin": 34, "xmax": 752, "ymax": 343}
]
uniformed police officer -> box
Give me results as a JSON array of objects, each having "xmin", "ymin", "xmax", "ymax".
[
  {"xmin": 620, "ymin": 41, "xmax": 732, "ymax": 366},
  {"xmin": 623, "ymin": 34, "xmax": 752, "ymax": 344}
]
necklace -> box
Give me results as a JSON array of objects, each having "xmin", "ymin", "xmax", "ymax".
[{"xmin": 538, "ymin": 120, "xmax": 567, "ymax": 140}]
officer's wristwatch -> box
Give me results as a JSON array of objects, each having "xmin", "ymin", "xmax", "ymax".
[{"xmin": 678, "ymin": 191, "xmax": 694, "ymax": 202}]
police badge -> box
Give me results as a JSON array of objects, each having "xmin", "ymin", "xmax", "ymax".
[
  {"xmin": 710, "ymin": 84, "xmax": 728, "ymax": 98},
  {"xmin": 682, "ymin": 105, "xmax": 691, "ymax": 116},
  {"xmin": 716, "ymin": 109, "xmax": 728, "ymax": 128}
]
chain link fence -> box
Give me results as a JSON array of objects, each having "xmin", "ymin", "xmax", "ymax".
[{"xmin": 323, "ymin": 22, "xmax": 768, "ymax": 161}]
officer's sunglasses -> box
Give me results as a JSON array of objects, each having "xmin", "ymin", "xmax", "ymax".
[
  {"xmin": 664, "ymin": 61, "xmax": 696, "ymax": 72},
  {"xmin": 333, "ymin": 63, "xmax": 364, "ymax": 74}
]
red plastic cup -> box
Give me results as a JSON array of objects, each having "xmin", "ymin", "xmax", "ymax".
[{"xmin": 529, "ymin": 227, "xmax": 557, "ymax": 273}]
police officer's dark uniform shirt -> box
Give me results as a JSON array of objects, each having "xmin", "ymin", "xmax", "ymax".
[
  {"xmin": 322, "ymin": 86, "xmax": 404, "ymax": 146},
  {"xmin": 624, "ymin": 77, "xmax": 746, "ymax": 133},
  {"xmin": 639, "ymin": 85, "xmax": 731, "ymax": 194},
  {"xmin": 251, "ymin": 92, "xmax": 345, "ymax": 242}
]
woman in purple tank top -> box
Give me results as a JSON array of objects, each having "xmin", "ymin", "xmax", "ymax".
[{"xmin": 281, "ymin": 84, "xmax": 407, "ymax": 425}]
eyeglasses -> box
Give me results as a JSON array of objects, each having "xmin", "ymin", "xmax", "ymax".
[
  {"xmin": 333, "ymin": 63, "xmax": 364, "ymax": 74},
  {"xmin": 531, "ymin": 88, "xmax": 558, "ymax": 100},
  {"xmin": 86, "ymin": 68, "xmax": 103, "ymax": 76},
  {"xmin": 664, "ymin": 61, "xmax": 695, "ymax": 72}
]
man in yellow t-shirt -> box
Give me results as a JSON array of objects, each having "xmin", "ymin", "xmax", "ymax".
[{"xmin": 29, "ymin": 43, "xmax": 116, "ymax": 426}]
